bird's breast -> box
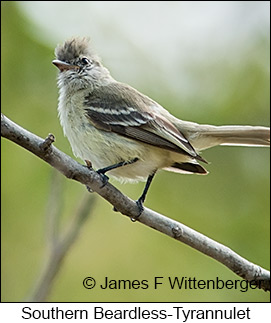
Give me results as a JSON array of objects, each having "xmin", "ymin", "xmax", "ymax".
[{"xmin": 57, "ymin": 92, "xmax": 172, "ymax": 182}]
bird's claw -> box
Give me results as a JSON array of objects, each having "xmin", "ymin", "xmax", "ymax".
[
  {"xmin": 130, "ymin": 199, "xmax": 144, "ymax": 222},
  {"xmin": 97, "ymin": 171, "xmax": 109, "ymax": 188}
]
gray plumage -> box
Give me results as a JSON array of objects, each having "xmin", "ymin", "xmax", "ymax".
[{"xmin": 53, "ymin": 37, "xmax": 270, "ymax": 184}]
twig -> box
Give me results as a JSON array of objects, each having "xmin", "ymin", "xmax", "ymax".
[
  {"xmin": 45, "ymin": 171, "xmax": 64, "ymax": 246},
  {"xmin": 26, "ymin": 189, "xmax": 96, "ymax": 302},
  {"xmin": 1, "ymin": 113, "xmax": 270, "ymax": 292}
]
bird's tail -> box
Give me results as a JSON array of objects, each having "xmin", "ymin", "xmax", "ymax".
[{"xmin": 177, "ymin": 122, "xmax": 270, "ymax": 151}]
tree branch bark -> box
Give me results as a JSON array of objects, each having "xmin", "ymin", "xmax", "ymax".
[{"xmin": 1, "ymin": 113, "xmax": 270, "ymax": 292}]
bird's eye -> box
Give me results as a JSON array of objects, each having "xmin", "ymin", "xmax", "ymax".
[{"xmin": 81, "ymin": 57, "xmax": 91, "ymax": 65}]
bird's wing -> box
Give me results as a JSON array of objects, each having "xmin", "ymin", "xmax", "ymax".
[{"xmin": 84, "ymin": 82, "xmax": 206, "ymax": 162}]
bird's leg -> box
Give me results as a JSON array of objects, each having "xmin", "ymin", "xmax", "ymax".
[
  {"xmin": 97, "ymin": 158, "xmax": 139, "ymax": 188},
  {"xmin": 131, "ymin": 172, "xmax": 156, "ymax": 222}
]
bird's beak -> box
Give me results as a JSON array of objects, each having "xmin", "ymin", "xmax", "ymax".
[{"xmin": 52, "ymin": 60, "xmax": 79, "ymax": 72}]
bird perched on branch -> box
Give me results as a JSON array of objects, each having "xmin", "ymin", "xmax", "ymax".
[{"xmin": 53, "ymin": 37, "xmax": 270, "ymax": 215}]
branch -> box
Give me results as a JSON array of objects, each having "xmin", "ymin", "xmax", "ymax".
[
  {"xmin": 1, "ymin": 113, "xmax": 270, "ymax": 292},
  {"xmin": 26, "ymin": 186, "xmax": 96, "ymax": 302}
]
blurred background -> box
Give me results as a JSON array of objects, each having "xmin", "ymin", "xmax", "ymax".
[{"xmin": 1, "ymin": 1, "xmax": 270, "ymax": 302}]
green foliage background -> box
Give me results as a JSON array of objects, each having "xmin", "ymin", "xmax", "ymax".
[{"xmin": 1, "ymin": 2, "xmax": 270, "ymax": 302}]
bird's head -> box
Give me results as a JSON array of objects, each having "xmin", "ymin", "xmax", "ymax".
[{"xmin": 53, "ymin": 37, "xmax": 111, "ymax": 91}]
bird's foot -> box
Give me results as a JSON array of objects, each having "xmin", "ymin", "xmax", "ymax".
[
  {"xmin": 130, "ymin": 199, "xmax": 144, "ymax": 222},
  {"xmin": 97, "ymin": 170, "xmax": 109, "ymax": 188}
]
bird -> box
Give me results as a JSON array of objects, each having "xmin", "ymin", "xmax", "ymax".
[{"xmin": 52, "ymin": 37, "xmax": 270, "ymax": 215}]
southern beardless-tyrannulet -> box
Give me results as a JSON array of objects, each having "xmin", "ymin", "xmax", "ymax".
[{"xmin": 52, "ymin": 37, "xmax": 270, "ymax": 213}]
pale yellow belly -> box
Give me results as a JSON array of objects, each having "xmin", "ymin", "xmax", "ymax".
[{"xmin": 65, "ymin": 122, "xmax": 191, "ymax": 182}]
